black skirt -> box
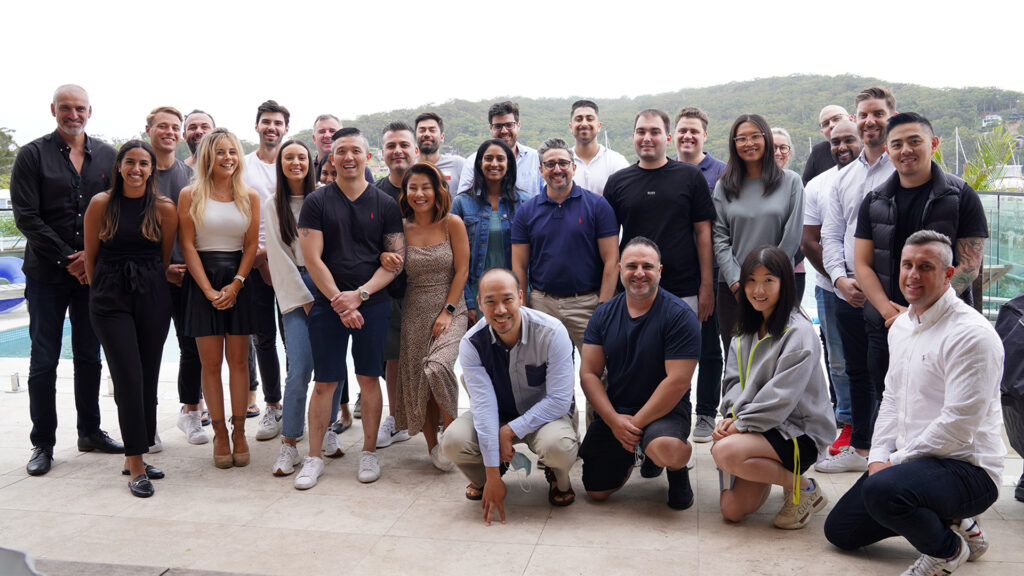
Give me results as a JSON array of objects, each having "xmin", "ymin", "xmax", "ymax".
[{"xmin": 183, "ymin": 251, "xmax": 257, "ymax": 337}]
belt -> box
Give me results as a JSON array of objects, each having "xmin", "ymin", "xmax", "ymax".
[{"xmin": 532, "ymin": 289, "xmax": 598, "ymax": 300}]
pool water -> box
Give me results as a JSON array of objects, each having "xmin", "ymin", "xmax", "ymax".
[{"xmin": 0, "ymin": 318, "xmax": 183, "ymax": 363}]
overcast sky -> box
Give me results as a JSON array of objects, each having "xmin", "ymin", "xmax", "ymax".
[{"xmin": 2, "ymin": 0, "xmax": 1020, "ymax": 145}]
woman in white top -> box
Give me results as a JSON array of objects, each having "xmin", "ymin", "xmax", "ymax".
[{"xmin": 179, "ymin": 128, "xmax": 260, "ymax": 469}]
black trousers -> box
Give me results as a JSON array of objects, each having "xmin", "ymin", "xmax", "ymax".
[
  {"xmin": 90, "ymin": 259, "xmax": 171, "ymax": 456},
  {"xmin": 246, "ymin": 269, "xmax": 281, "ymax": 403},
  {"xmin": 168, "ymin": 280, "xmax": 202, "ymax": 405}
]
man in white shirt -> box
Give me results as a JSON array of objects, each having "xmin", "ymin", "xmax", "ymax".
[
  {"xmin": 414, "ymin": 112, "xmax": 465, "ymax": 194},
  {"xmin": 824, "ymin": 230, "xmax": 1004, "ymax": 576},
  {"xmin": 569, "ymin": 99, "xmax": 629, "ymax": 196}
]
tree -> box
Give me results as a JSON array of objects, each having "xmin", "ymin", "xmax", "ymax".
[{"xmin": 0, "ymin": 127, "xmax": 18, "ymax": 189}]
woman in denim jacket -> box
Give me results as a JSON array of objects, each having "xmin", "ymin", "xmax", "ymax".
[{"xmin": 450, "ymin": 139, "xmax": 529, "ymax": 325}]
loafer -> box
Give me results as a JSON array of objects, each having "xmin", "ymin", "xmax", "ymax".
[
  {"xmin": 122, "ymin": 463, "xmax": 164, "ymax": 480},
  {"xmin": 78, "ymin": 430, "xmax": 125, "ymax": 454},
  {"xmin": 128, "ymin": 474, "xmax": 154, "ymax": 498},
  {"xmin": 26, "ymin": 446, "xmax": 53, "ymax": 476}
]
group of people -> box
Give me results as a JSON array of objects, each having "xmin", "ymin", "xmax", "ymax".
[{"xmin": 9, "ymin": 83, "xmax": 1013, "ymax": 576}]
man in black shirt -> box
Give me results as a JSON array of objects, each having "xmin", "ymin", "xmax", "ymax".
[{"xmin": 11, "ymin": 84, "xmax": 124, "ymax": 476}]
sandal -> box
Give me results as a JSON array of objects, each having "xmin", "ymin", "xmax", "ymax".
[
  {"xmin": 201, "ymin": 409, "xmax": 210, "ymax": 427},
  {"xmin": 246, "ymin": 404, "xmax": 260, "ymax": 418},
  {"xmin": 465, "ymin": 483, "xmax": 483, "ymax": 501},
  {"xmin": 545, "ymin": 467, "xmax": 575, "ymax": 507}
]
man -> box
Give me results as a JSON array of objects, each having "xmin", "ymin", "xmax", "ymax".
[
  {"xmin": 579, "ymin": 238, "xmax": 700, "ymax": 509},
  {"xmin": 511, "ymin": 137, "xmax": 619, "ymax": 356},
  {"xmin": 441, "ymin": 268, "xmax": 579, "ymax": 524},
  {"xmin": 311, "ymin": 113, "xmax": 374, "ymax": 185},
  {"xmin": 414, "ymin": 112, "xmax": 465, "ymax": 194},
  {"xmin": 673, "ymin": 106, "xmax": 726, "ymax": 444},
  {"xmin": 801, "ymin": 119, "xmax": 862, "ymax": 456},
  {"xmin": 456, "ymin": 101, "xmax": 541, "ymax": 196},
  {"xmin": 569, "ymin": 100, "xmax": 629, "ymax": 196},
  {"xmin": 817, "ymin": 87, "xmax": 897, "ymax": 473},
  {"xmin": 241, "ymin": 100, "xmax": 289, "ymax": 442},
  {"xmin": 182, "ymin": 109, "xmax": 215, "ymax": 168},
  {"xmin": 375, "ymin": 121, "xmax": 418, "ymax": 449},
  {"xmin": 802, "ymin": 104, "xmax": 852, "ymax": 185},
  {"xmin": 11, "ymin": 84, "xmax": 123, "ymax": 476},
  {"xmin": 145, "ymin": 106, "xmax": 205, "ymax": 445},
  {"xmin": 851, "ymin": 112, "xmax": 988, "ymax": 460},
  {"xmin": 825, "ymin": 230, "xmax": 1004, "ymax": 576},
  {"xmin": 297, "ymin": 128, "xmax": 405, "ymax": 488}
]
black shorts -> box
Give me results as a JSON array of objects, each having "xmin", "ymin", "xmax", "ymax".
[
  {"xmin": 762, "ymin": 429, "xmax": 817, "ymax": 474},
  {"xmin": 579, "ymin": 411, "xmax": 691, "ymax": 492}
]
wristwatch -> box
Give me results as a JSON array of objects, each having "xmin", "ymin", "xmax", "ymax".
[
  {"xmin": 359, "ymin": 288, "xmax": 370, "ymax": 301},
  {"xmin": 444, "ymin": 303, "xmax": 456, "ymax": 315}
]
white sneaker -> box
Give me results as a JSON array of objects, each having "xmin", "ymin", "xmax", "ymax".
[
  {"xmin": 430, "ymin": 444, "xmax": 454, "ymax": 472},
  {"xmin": 255, "ymin": 406, "xmax": 283, "ymax": 441},
  {"xmin": 149, "ymin": 431, "xmax": 162, "ymax": 453},
  {"xmin": 357, "ymin": 451, "xmax": 381, "ymax": 483},
  {"xmin": 900, "ymin": 532, "xmax": 969, "ymax": 575},
  {"xmin": 773, "ymin": 479, "xmax": 828, "ymax": 529},
  {"xmin": 323, "ymin": 429, "xmax": 344, "ymax": 459},
  {"xmin": 294, "ymin": 456, "xmax": 324, "ymax": 490},
  {"xmin": 952, "ymin": 517, "xmax": 988, "ymax": 561},
  {"xmin": 814, "ymin": 445, "xmax": 868, "ymax": 473},
  {"xmin": 375, "ymin": 415, "xmax": 410, "ymax": 448},
  {"xmin": 273, "ymin": 442, "xmax": 302, "ymax": 476},
  {"xmin": 177, "ymin": 409, "xmax": 209, "ymax": 445},
  {"xmin": 687, "ymin": 450, "xmax": 696, "ymax": 470}
]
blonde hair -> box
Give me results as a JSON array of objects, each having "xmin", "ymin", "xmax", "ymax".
[{"xmin": 188, "ymin": 128, "xmax": 251, "ymax": 229}]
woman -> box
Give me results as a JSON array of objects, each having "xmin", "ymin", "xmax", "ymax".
[
  {"xmin": 712, "ymin": 114, "xmax": 804, "ymax": 359},
  {"xmin": 84, "ymin": 141, "xmax": 177, "ymax": 498},
  {"xmin": 450, "ymin": 139, "xmax": 528, "ymax": 324},
  {"xmin": 389, "ymin": 163, "xmax": 469, "ymax": 471},
  {"xmin": 263, "ymin": 140, "xmax": 346, "ymax": 485},
  {"xmin": 771, "ymin": 127, "xmax": 806, "ymax": 301},
  {"xmin": 179, "ymin": 127, "xmax": 261, "ymax": 469},
  {"xmin": 710, "ymin": 246, "xmax": 835, "ymax": 529}
]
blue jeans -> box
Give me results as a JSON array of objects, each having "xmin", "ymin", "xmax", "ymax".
[
  {"xmin": 281, "ymin": 307, "xmax": 340, "ymax": 440},
  {"xmin": 25, "ymin": 276, "xmax": 102, "ymax": 447},
  {"xmin": 816, "ymin": 287, "xmax": 851, "ymax": 425},
  {"xmin": 825, "ymin": 458, "xmax": 998, "ymax": 558},
  {"xmin": 695, "ymin": 272, "xmax": 723, "ymax": 417}
]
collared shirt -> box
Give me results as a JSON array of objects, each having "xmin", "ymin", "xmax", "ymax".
[
  {"xmin": 870, "ymin": 287, "xmax": 1005, "ymax": 488},
  {"xmin": 803, "ymin": 165, "xmax": 840, "ymax": 292},
  {"xmin": 675, "ymin": 152, "xmax": 727, "ymax": 193},
  {"xmin": 511, "ymin": 183, "xmax": 618, "ymax": 295},
  {"xmin": 10, "ymin": 130, "xmax": 116, "ymax": 282},
  {"xmin": 456, "ymin": 142, "xmax": 541, "ymax": 197},
  {"xmin": 460, "ymin": 306, "xmax": 575, "ymax": 467},
  {"xmin": 821, "ymin": 149, "xmax": 894, "ymax": 296},
  {"xmin": 572, "ymin": 144, "xmax": 629, "ymax": 196}
]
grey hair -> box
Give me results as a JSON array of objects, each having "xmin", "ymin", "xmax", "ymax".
[
  {"xmin": 53, "ymin": 84, "xmax": 87, "ymax": 104},
  {"xmin": 313, "ymin": 114, "xmax": 341, "ymax": 130},
  {"xmin": 905, "ymin": 230, "xmax": 953, "ymax": 268},
  {"xmin": 771, "ymin": 127, "xmax": 792, "ymax": 145},
  {"xmin": 538, "ymin": 137, "xmax": 572, "ymax": 160}
]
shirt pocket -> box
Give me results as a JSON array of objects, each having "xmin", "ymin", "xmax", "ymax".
[{"xmin": 524, "ymin": 363, "xmax": 547, "ymax": 387}]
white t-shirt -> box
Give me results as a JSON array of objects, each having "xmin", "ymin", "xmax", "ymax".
[
  {"xmin": 803, "ymin": 166, "xmax": 840, "ymax": 292},
  {"xmin": 434, "ymin": 154, "xmax": 465, "ymax": 196},
  {"xmin": 243, "ymin": 150, "xmax": 277, "ymax": 248},
  {"xmin": 572, "ymin": 144, "xmax": 630, "ymax": 196}
]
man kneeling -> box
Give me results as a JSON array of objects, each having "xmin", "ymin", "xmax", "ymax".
[
  {"xmin": 579, "ymin": 237, "xmax": 700, "ymax": 509},
  {"xmin": 442, "ymin": 268, "xmax": 579, "ymax": 525},
  {"xmin": 824, "ymin": 230, "xmax": 1004, "ymax": 575}
]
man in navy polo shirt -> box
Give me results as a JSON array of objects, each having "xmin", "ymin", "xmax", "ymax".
[{"xmin": 511, "ymin": 137, "xmax": 619, "ymax": 355}]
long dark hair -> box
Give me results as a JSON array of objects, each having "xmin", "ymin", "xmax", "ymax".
[
  {"xmin": 736, "ymin": 246, "xmax": 797, "ymax": 339},
  {"xmin": 720, "ymin": 114, "xmax": 783, "ymax": 202},
  {"xmin": 400, "ymin": 162, "xmax": 451, "ymax": 223},
  {"xmin": 274, "ymin": 140, "xmax": 316, "ymax": 247},
  {"xmin": 471, "ymin": 139, "xmax": 519, "ymax": 212},
  {"xmin": 100, "ymin": 140, "xmax": 163, "ymax": 243}
]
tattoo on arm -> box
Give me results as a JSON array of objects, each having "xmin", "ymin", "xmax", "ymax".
[
  {"xmin": 951, "ymin": 237, "xmax": 984, "ymax": 294},
  {"xmin": 384, "ymin": 232, "xmax": 406, "ymax": 275},
  {"xmin": 300, "ymin": 229, "xmax": 310, "ymax": 237}
]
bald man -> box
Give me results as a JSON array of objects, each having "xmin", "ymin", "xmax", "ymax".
[{"xmin": 803, "ymin": 104, "xmax": 852, "ymax": 184}]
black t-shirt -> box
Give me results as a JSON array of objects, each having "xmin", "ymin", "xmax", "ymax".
[
  {"xmin": 583, "ymin": 289, "xmax": 700, "ymax": 416},
  {"xmin": 802, "ymin": 140, "xmax": 836, "ymax": 185},
  {"xmin": 297, "ymin": 182, "xmax": 403, "ymax": 306},
  {"xmin": 603, "ymin": 159, "xmax": 716, "ymax": 297},
  {"xmin": 374, "ymin": 176, "xmax": 402, "ymax": 203},
  {"xmin": 157, "ymin": 160, "xmax": 193, "ymax": 264}
]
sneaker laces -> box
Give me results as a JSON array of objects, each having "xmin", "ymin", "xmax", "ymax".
[{"xmin": 360, "ymin": 451, "xmax": 377, "ymax": 470}]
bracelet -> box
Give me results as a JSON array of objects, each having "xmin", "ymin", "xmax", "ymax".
[{"xmin": 233, "ymin": 275, "xmax": 246, "ymax": 284}]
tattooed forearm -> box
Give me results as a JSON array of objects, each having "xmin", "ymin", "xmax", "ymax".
[
  {"xmin": 951, "ymin": 237, "xmax": 984, "ymax": 294},
  {"xmin": 383, "ymin": 232, "xmax": 406, "ymax": 275}
]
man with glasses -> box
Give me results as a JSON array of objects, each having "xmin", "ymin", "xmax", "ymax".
[
  {"xmin": 456, "ymin": 101, "xmax": 541, "ymax": 196},
  {"xmin": 803, "ymin": 105, "xmax": 852, "ymax": 185},
  {"xmin": 11, "ymin": 84, "xmax": 123, "ymax": 476},
  {"xmin": 569, "ymin": 100, "xmax": 629, "ymax": 196}
]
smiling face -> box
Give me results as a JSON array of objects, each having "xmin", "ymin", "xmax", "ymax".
[
  {"xmin": 146, "ymin": 111, "xmax": 181, "ymax": 155},
  {"xmin": 818, "ymin": 105, "xmax": 848, "ymax": 139},
  {"xmin": 184, "ymin": 113, "xmax": 214, "ymax": 154},
  {"xmin": 899, "ymin": 242, "xmax": 953, "ymax": 313},
  {"xmin": 415, "ymin": 118, "xmax": 444, "ymax": 155},
  {"xmin": 744, "ymin": 265, "xmax": 781, "ymax": 321},
  {"xmin": 478, "ymin": 270, "xmax": 523, "ymax": 340},
  {"xmin": 886, "ymin": 122, "xmax": 938, "ymax": 186},
  {"xmin": 118, "ymin": 147, "xmax": 153, "ymax": 191},
  {"xmin": 51, "ymin": 87, "xmax": 91, "ymax": 137},
  {"xmin": 256, "ymin": 111, "xmax": 288, "ymax": 148},
  {"xmin": 856, "ymin": 98, "xmax": 893, "ymax": 149},
  {"xmin": 330, "ymin": 135, "xmax": 371, "ymax": 182},
  {"xmin": 404, "ymin": 172, "xmax": 436, "ymax": 217},
  {"xmin": 382, "ymin": 129, "xmax": 418, "ymax": 175},
  {"xmin": 281, "ymin": 143, "xmax": 309, "ymax": 187},
  {"xmin": 481, "ymin": 144, "xmax": 508, "ymax": 184},
  {"xmin": 674, "ymin": 117, "xmax": 707, "ymax": 161},
  {"xmin": 829, "ymin": 120, "xmax": 862, "ymax": 168},
  {"xmin": 619, "ymin": 243, "xmax": 662, "ymax": 302},
  {"xmin": 320, "ymin": 163, "xmax": 337, "ymax": 185},
  {"xmin": 773, "ymin": 133, "xmax": 792, "ymax": 169},
  {"xmin": 734, "ymin": 121, "xmax": 766, "ymax": 165},
  {"xmin": 313, "ymin": 117, "xmax": 340, "ymax": 158},
  {"xmin": 489, "ymin": 113, "xmax": 520, "ymax": 149},
  {"xmin": 211, "ymin": 135, "xmax": 239, "ymax": 179},
  {"xmin": 539, "ymin": 148, "xmax": 575, "ymax": 194},
  {"xmin": 570, "ymin": 106, "xmax": 601, "ymax": 146},
  {"xmin": 633, "ymin": 114, "xmax": 670, "ymax": 165}
]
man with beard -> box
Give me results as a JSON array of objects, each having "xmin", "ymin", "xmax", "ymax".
[
  {"xmin": 414, "ymin": 112, "xmax": 464, "ymax": 194},
  {"xmin": 456, "ymin": 101, "xmax": 541, "ymax": 196},
  {"xmin": 182, "ymin": 109, "xmax": 215, "ymax": 168},
  {"xmin": 569, "ymin": 100, "xmax": 628, "ymax": 196},
  {"xmin": 803, "ymin": 105, "xmax": 852, "ymax": 185}
]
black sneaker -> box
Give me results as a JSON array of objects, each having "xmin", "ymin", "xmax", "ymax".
[
  {"xmin": 666, "ymin": 467, "xmax": 694, "ymax": 510},
  {"xmin": 1015, "ymin": 475, "xmax": 1024, "ymax": 503},
  {"xmin": 77, "ymin": 430, "xmax": 125, "ymax": 454}
]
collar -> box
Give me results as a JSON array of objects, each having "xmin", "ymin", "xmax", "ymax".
[
  {"xmin": 540, "ymin": 183, "xmax": 583, "ymax": 204},
  {"xmin": 856, "ymin": 148, "xmax": 889, "ymax": 169},
  {"xmin": 573, "ymin": 144, "xmax": 606, "ymax": 162},
  {"xmin": 50, "ymin": 129, "xmax": 94, "ymax": 155},
  {"xmin": 907, "ymin": 286, "xmax": 957, "ymax": 326}
]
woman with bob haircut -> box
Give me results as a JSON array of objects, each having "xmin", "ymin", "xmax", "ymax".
[
  {"xmin": 84, "ymin": 140, "xmax": 178, "ymax": 498},
  {"xmin": 711, "ymin": 246, "xmax": 835, "ymax": 530},
  {"xmin": 178, "ymin": 127, "xmax": 261, "ymax": 469},
  {"xmin": 712, "ymin": 114, "xmax": 804, "ymax": 360},
  {"xmin": 450, "ymin": 139, "xmax": 529, "ymax": 325}
]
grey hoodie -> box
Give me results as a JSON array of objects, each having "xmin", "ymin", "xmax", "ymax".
[{"xmin": 719, "ymin": 309, "xmax": 836, "ymax": 455}]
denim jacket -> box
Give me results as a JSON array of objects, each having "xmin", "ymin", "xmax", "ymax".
[{"xmin": 450, "ymin": 188, "xmax": 528, "ymax": 309}]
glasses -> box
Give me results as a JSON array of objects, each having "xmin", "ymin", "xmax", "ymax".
[
  {"xmin": 490, "ymin": 121, "xmax": 518, "ymax": 131},
  {"xmin": 820, "ymin": 114, "xmax": 845, "ymax": 129},
  {"xmin": 733, "ymin": 133, "xmax": 764, "ymax": 145},
  {"xmin": 774, "ymin": 145, "xmax": 792, "ymax": 154},
  {"xmin": 542, "ymin": 160, "xmax": 573, "ymax": 169}
]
